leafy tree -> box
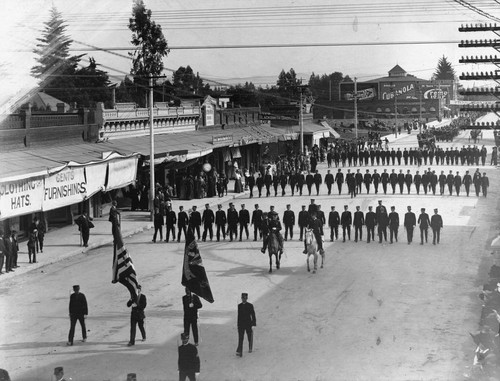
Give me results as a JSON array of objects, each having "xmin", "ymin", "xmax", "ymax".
[
  {"xmin": 72, "ymin": 58, "xmax": 111, "ymax": 107},
  {"xmin": 276, "ymin": 68, "xmax": 301, "ymax": 100},
  {"xmin": 128, "ymin": 0, "xmax": 170, "ymax": 106},
  {"xmin": 433, "ymin": 56, "xmax": 455, "ymax": 80},
  {"xmin": 308, "ymin": 71, "xmax": 344, "ymax": 101}
]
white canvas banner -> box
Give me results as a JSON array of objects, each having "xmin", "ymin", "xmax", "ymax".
[
  {"xmin": 43, "ymin": 167, "xmax": 87, "ymax": 211},
  {"xmin": 85, "ymin": 163, "xmax": 107, "ymax": 198},
  {"xmin": 0, "ymin": 177, "xmax": 45, "ymax": 220},
  {"xmin": 106, "ymin": 156, "xmax": 138, "ymax": 191}
]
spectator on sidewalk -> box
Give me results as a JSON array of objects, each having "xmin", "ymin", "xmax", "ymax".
[
  {"xmin": 9, "ymin": 230, "xmax": 19, "ymax": 269},
  {"xmin": 74, "ymin": 212, "xmax": 94, "ymax": 247},
  {"xmin": 27, "ymin": 230, "xmax": 37, "ymax": 264},
  {"xmin": 109, "ymin": 200, "xmax": 121, "ymax": 237},
  {"xmin": 0, "ymin": 231, "xmax": 5, "ymax": 274},
  {"xmin": 67, "ymin": 285, "xmax": 88, "ymax": 346},
  {"xmin": 3, "ymin": 231, "xmax": 13, "ymax": 273},
  {"xmin": 31, "ymin": 216, "xmax": 46, "ymax": 253}
]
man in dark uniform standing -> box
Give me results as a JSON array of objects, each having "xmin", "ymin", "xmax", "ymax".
[
  {"xmin": 256, "ymin": 172, "xmax": 264, "ymax": 198},
  {"xmin": 283, "ymin": 204, "xmax": 295, "ymax": 241},
  {"xmin": 481, "ymin": 172, "xmax": 489, "ymax": 197},
  {"xmin": 355, "ymin": 169, "xmax": 363, "ymax": 195},
  {"xmin": 335, "ymin": 169, "xmax": 344, "ymax": 195},
  {"xmin": 388, "ymin": 206, "xmax": 399, "ymax": 244},
  {"xmin": 363, "ymin": 169, "xmax": 372, "ymax": 194},
  {"xmin": 328, "ymin": 206, "xmax": 340, "ymax": 242},
  {"xmin": 182, "ymin": 287, "xmax": 203, "ymax": 346},
  {"xmin": 177, "ymin": 206, "xmax": 189, "ymax": 243},
  {"xmin": 397, "ymin": 170, "xmax": 405, "ymax": 194},
  {"xmin": 313, "ymin": 170, "xmax": 322, "ymax": 196},
  {"xmin": 298, "ymin": 205, "xmax": 309, "ymax": 241},
  {"xmin": 346, "ymin": 170, "xmax": 356, "ymax": 198},
  {"xmin": 165, "ymin": 205, "xmax": 177, "ymax": 243},
  {"xmin": 297, "ymin": 171, "xmax": 305, "ymax": 196},
  {"xmin": 201, "ymin": 204, "xmax": 214, "ymax": 242},
  {"xmin": 325, "ymin": 170, "xmax": 334, "ymax": 195},
  {"xmin": 365, "ymin": 206, "xmax": 376, "ymax": 243},
  {"xmin": 473, "ymin": 168, "xmax": 482, "ymax": 196},
  {"xmin": 341, "ymin": 205, "xmax": 352, "ymax": 242},
  {"xmin": 404, "ymin": 206, "xmax": 416, "ymax": 244},
  {"xmin": 417, "ymin": 208, "xmax": 431, "ymax": 245},
  {"xmin": 389, "ymin": 169, "xmax": 397, "ymax": 194},
  {"xmin": 272, "ymin": 174, "xmax": 280, "ymax": 197},
  {"xmin": 306, "ymin": 171, "xmax": 314, "ymax": 196},
  {"xmin": 372, "ymin": 169, "xmax": 380, "ymax": 194},
  {"xmin": 462, "ymin": 170, "xmax": 472, "ymax": 196},
  {"xmin": 429, "ymin": 170, "xmax": 438, "ymax": 195},
  {"xmin": 264, "ymin": 170, "xmax": 272, "ymax": 197},
  {"xmin": 238, "ymin": 204, "xmax": 250, "ymax": 241},
  {"xmin": 189, "ymin": 206, "xmax": 202, "ymax": 240},
  {"xmin": 446, "ymin": 170, "xmax": 454, "ymax": 196},
  {"xmin": 404, "ymin": 170, "xmax": 413, "ymax": 194},
  {"xmin": 67, "ymin": 285, "xmax": 88, "ymax": 346},
  {"xmin": 247, "ymin": 172, "xmax": 255, "ymax": 198},
  {"xmin": 178, "ymin": 332, "xmax": 200, "ymax": 380},
  {"xmin": 430, "ymin": 208, "xmax": 443, "ymax": 245},
  {"xmin": 215, "ymin": 204, "xmax": 226, "ymax": 242},
  {"xmin": 236, "ymin": 293, "xmax": 256, "ymax": 357},
  {"xmin": 353, "ymin": 206, "xmax": 364, "ymax": 243},
  {"xmin": 375, "ymin": 200, "xmax": 389, "ymax": 243},
  {"xmin": 227, "ymin": 203, "xmax": 239, "ymax": 242},
  {"xmin": 316, "ymin": 205, "xmax": 326, "ymax": 236},
  {"xmin": 127, "ymin": 284, "xmax": 147, "ymax": 346},
  {"xmin": 414, "ymin": 170, "xmax": 422, "ymax": 195},
  {"xmin": 251, "ymin": 204, "xmax": 263, "ymax": 241},
  {"xmin": 280, "ymin": 172, "xmax": 288, "ymax": 196},
  {"xmin": 454, "ymin": 171, "xmax": 462, "ymax": 196},
  {"xmin": 438, "ymin": 170, "xmax": 446, "ymax": 196}
]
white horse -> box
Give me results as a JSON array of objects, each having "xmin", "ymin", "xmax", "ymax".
[{"xmin": 304, "ymin": 229, "xmax": 324, "ymax": 273}]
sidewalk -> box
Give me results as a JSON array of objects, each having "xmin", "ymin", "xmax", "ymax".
[{"xmin": 1, "ymin": 182, "xmax": 248, "ymax": 281}]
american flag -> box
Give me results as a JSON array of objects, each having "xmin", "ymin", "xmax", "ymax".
[{"xmin": 112, "ymin": 226, "xmax": 139, "ymax": 302}]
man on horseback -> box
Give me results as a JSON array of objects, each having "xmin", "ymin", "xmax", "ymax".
[
  {"xmin": 303, "ymin": 211, "xmax": 324, "ymax": 255},
  {"xmin": 261, "ymin": 211, "xmax": 284, "ymax": 255}
]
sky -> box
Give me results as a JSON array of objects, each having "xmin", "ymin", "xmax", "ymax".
[{"xmin": 1, "ymin": 0, "xmax": 499, "ymax": 109}]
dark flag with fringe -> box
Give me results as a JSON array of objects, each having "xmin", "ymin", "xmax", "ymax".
[
  {"xmin": 112, "ymin": 226, "xmax": 139, "ymax": 302},
  {"xmin": 182, "ymin": 229, "xmax": 214, "ymax": 303}
]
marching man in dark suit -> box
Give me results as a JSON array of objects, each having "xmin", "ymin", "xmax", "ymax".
[
  {"xmin": 298, "ymin": 205, "xmax": 309, "ymax": 241},
  {"xmin": 238, "ymin": 204, "xmax": 250, "ymax": 241},
  {"xmin": 283, "ymin": 204, "xmax": 295, "ymax": 241},
  {"xmin": 365, "ymin": 206, "xmax": 376, "ymax": 243},
  {"xmin": 127, "ymin": 284, "xmax": 147, "ymax": 346},
  {"xmin": 341, "ymin": 205, "xmax": 352, "ymax": 242},
  {"xmin": 403, "ymin": 206, "xmax": 416, "ymax": 244},
  {"xmin": 227, "ymin": 203, "xmax": 239, "ymax": 242},
  {"xmin": 177, "ymin": 206, "xmax": 189, "ymax": 243},
  {"xmin": 325, "ymin": 170, "xmax": 334, "ymax": 195},
  {"xmin": 165, "ymin": 205, "xmax": 177, "ymax": 243},
  {"xmin": 201, "ymin": 204, "xmax": 214, "ymax": 242},
  {"xmin": 183, "ymin": 287, "xmax": 203, "ymax": 346},
  {"xmin": 335, "ymin": 169, "xmax": 344, "ymax": 195},
  {"xmin": 375, "ymin": 200, "xmax": 389, "ymax": 243},
  {"xmin": 215, "ymin": 204, "xmax": 227, "ymax": 242},
  {"xmin": 67, "ymin": 285, "xmax": 88, "ymax": 346},
  {"xmin": 417, "ymin": 208, "xmax": 431, "ymax": 245},
  {"xmin": 236, "ymin": 293, "xmax": 256, "ymax": 357},
  {"xmin": 189, "ymin": 206, "xmax": 202, "ymax": 240},
  {"xmin": 328, "ymin": 206, "xmax": 340, "ymax": 242},
  {"xmin": 388, "ymin": 206, "xmax": 400, "ymax": 244},
  {"xmin": 353, "ymin": 206, "xmax": 364, "ymax": 243},
  {"xmin": 430, "ymin": 208, "xmax": 443, "ymax": 245},
  {"xmin": 178, "ymin": 332, "xmax": 200, "ymax": 381},
  {"xmin": 251, "ymin": 204, "xmax": 263, "ymax": 241}
]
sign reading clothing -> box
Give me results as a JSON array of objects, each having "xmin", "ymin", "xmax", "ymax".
[
  {"xmin": 0, "ymin": 177, "xmax": 44, "ymax": 219},
  {"xmin": 43, "ymin": 167, "xmax": 87, "ymax": 211}
]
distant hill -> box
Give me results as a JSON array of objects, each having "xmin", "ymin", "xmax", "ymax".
[{"xmin": 204, "ymin": 73, "xmax": 310, "ymax": 88}]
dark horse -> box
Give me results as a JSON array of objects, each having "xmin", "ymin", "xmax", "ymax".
[{"xmin": 267, "ymin": 231, "xmax": 282, "ymax": 273}]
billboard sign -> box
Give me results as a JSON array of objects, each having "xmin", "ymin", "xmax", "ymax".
[{"xmin": 340, "ymin": 82, "xmax": 377, "ymax": 101}]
